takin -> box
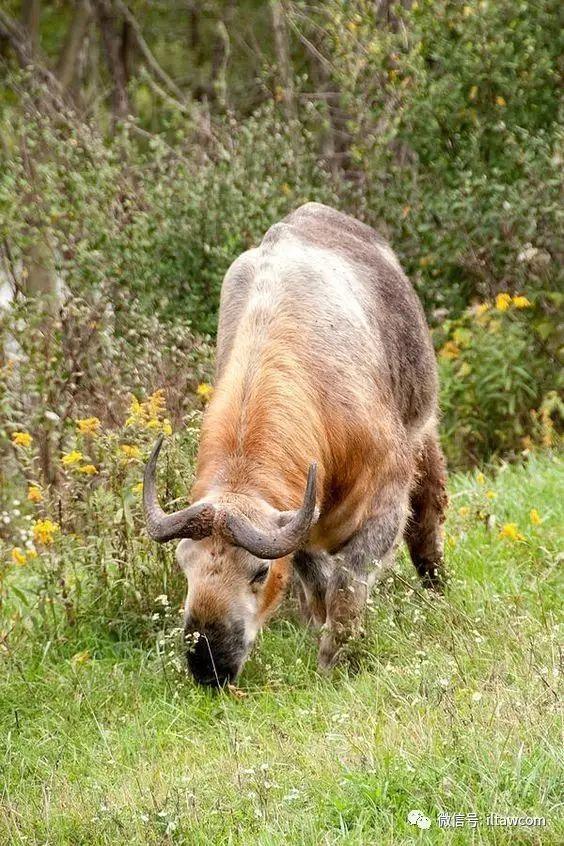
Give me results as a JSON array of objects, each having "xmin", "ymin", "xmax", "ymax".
[{"xmin": 143, "ymin": 202, "xmax": 448, "ymax": 687}]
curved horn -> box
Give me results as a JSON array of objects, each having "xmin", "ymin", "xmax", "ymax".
[
  {"xmin": 143, "ymin": 434, "xmax": 216, "ymax": 542},
  {"xmin": 217, "ymin": 463, "xmax": 318, "ymax": 559}
]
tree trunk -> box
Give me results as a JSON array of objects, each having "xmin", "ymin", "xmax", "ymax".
[
  {"xmin": 56, "ymin": 0, "xmax": 92, "ymax": 93},
  {"xmin": 21, "ymin": 0, "xmax": 40, "ymax": 56},
  {"xmin": 92, "ymin": 0, "xmax": 130, "ymax": 126},
  {"xmin": 270, "ymin": 1, "xmax": 296, "ymax": 121}
]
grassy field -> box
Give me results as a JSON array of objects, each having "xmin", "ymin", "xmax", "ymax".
[{"xmin": 0, "ymin": 454, "xmax": 562, "ymax": 845}]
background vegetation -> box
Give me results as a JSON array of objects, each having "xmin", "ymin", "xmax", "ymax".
[{"xmin": 0, "ymin": 2, "xmax": 561, "ymax": 843}]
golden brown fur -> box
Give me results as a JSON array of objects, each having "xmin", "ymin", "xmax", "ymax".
[
  {"xmin": 176, "ymin": 202, "xmax": 447, "ymax": 684},
  {"xmin": 194, "ymin": 202, "xmax": 435, "ymax": 551}
]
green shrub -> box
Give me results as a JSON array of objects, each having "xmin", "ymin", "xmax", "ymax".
[
  {"xmin": 0, "ymin": 96, "xmax": 336, "ymax": 335},
  {"xmin": 0, "ymin": 0, "xmax": 561, "ymax": 476},
  {"xmin": 436, "ymin": 293, "xmax": 562, "ymax": 466},
  {"xmin": 320, "ymin": 0, "xmax": 561, "ymax": 314},
  {"xmin": 1, "ymin": 381, "xmax": 204, "ymax": 641},
  {"xmin": 0, "ymin": 295, "xmax": 213, "ymax": 636}
]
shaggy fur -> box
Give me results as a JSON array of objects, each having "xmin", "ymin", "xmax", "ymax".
[{"xmin": 179, "ymin": 202, "xmax": 447, "ymax": 681}]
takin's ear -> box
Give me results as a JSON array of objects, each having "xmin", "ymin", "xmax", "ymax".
[{"xmin": 175, "ymin": 538, "xmax": 196, "ymax": 575}]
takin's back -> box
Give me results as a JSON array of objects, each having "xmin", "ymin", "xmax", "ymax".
[
  {"xmin": 215, "ymin": 202, "xmax": 437, "ymax": 434},
  {"xmin": 193, "ymin": 202, "xmax": 440, "ymax": 542}
]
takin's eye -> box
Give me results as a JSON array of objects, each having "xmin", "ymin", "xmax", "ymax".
[{"xmin": 250, "ymin": 564, "xmax": 270, "ymax": 585}]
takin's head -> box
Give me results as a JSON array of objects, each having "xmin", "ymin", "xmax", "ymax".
[{"xmin": 143, "ymin": 435, "xmax": 317, "ymax": 688}]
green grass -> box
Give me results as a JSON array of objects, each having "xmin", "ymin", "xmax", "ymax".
[{"xmin": 1, "ymin": 454, "xmax": 562, "ymax": 845}]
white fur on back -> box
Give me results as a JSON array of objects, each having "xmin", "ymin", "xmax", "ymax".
[{"xmin": 249, "ymin": 234, "xmax": 372, "ymax": 332}]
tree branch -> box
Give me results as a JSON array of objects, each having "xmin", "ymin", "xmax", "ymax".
[
  {"xmin": 113, "ymin": 0, "xmax": 186, "ymax": 103},
  {"xmin": 56, "ymin": 0, "xmax": 92, "ymax": 93},
  {"xmin": 0, "ymin": 7, "xmax": 70, "ymax": 112},
  {"xmin": 92, "ymin": 0, "xmax": 131, "ymax": 123},
  {"xmin": 270, "ymin": 1, "xmax": 296, "ymax": 120},
  {"xmin": 21, "ymin": 0, "xmax": 40, "ymax": 57}
]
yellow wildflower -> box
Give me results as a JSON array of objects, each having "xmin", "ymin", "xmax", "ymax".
[
  {"xmin": 453, "ymin": 327, "xmax": 472, "ymax": 348},
  {"xmin": 119, "ymin": 444, "xmax": 141, "ymax": 459},
  {"xmin": 33, "ymin": 519, "xmax": 60, "ymax": 546},
  {"xmin": 495, "ymin": 292, "xmax": 512, "ymax": 311},
  {"xmin": 485, "ymin": 490, "xmax": 497, "ymax": 500},
  {"xmin": 281, "ymin": 183, "xmax": 292, "ymax": 196},
  {"xmin": 512, "ymin": 295, "xmax": 531, "ymax": 309},
  {"xmin": 147, "ymin": 389, "xmax": 166, "ymax": 418},
  {"xmin": 476, "ymin": 472, "xmax": 486, "ymax": 485},
  {"xmin": 71, "ymin": 650, "xmax": 91, "ymax": 665},
  {"xmin": 496, "ymin": 95, "xmax": 507, "ymax": 107},
  {"xmin": 458, "ymin": 506, "xmax": 469, "ymax": 517},
  {"xmin": 499, "ymin": 523, "xmax": 524, "ymax": 542},
  {"xmin": 529, "ymin": 509, "xmax": 542, "ymax": 525},
  {"xmin": 126, "ymin": 395, "xmax": 144, "ymax": 426},
  {"xmin": 132, "ymin": 481, "xmax": 144, "ymax": 495},
  {"xmin": 11, "ymin": 431, "xmax": 33, "ymax": 448},
  {"xmin": 27, "ymin": 485, "xmax": 43, "ymax": 503},
  {"xmin": 61, "ymin": 450, "xmax": 83, "ymax": 467},
  {"xmin": 197, "ymin": 383, "xmax": 214, "ymax": 402},
  {"xmin": 11, "ymin": 547, "xmax": 27, "ymax": 566},
  {"xmin": 162, "ymin": 418, "xmax": 172, "ymax": 436},
  {"xmin": 79, "ymin": 464, "xmax": 98, "ymax": 475},
  {"xmin": 475, "ymin": 302, "xmax": 489, "ymax": 316},
  {"xmin": 439, "ymin": 341, "xmax": 460, "ymax": 360},
  {"xmin": 76, "ymin": 417, "xmax": 101, "ymax": 436},
  {"xmin": 126, "ymin": 390, "xmax": 168, "ymax": 430},
  {"xmin": 27, "ymin": 548, "xmax": 38, "ymax": 559}
]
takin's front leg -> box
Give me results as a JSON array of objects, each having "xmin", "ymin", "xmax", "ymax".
[
  {"xmin": 318, "ymin": 484, "xmax": 411, "ymax": 671},
  {"xmin": 293, "ymin": 550, "xmax": 331, "ymax": 626}
]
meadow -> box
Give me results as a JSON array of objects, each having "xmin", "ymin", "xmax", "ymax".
[
  {"xmin": 0, "ymin": 2, "xmax": 561, "ymax": 843},
  {"xmin": 1, "ymin": 453, "xmax": 561, "ymax": 845}
]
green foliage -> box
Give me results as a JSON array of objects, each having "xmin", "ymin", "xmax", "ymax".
[
  {"xmin": 0, "ymin": 0, "xmax": 561, "ymax": 467},
  {"xmin": 320, "ymin": 0, "xmax": 561, "ymax": 310},
  {"xmin": 1, "ymin": 390, "xmax": 202, "ymax": 638},
  {"xmin": 435, "ymin": 293, "xmax": 562, "ymax": 465},
  {"xmin": 0, "ymin": 294, "xmax": 213, "ymax": 631},
  {"xmin": 0, "ymin": 97, "xmax": 335, "ymax": 334}
]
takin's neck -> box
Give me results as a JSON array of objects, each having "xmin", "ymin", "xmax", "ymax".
[{"xmin": 192, "ymin": 340, "xmax": 327, "ymax": 511}]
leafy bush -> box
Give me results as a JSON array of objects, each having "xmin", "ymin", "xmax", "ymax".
[
  {"xmin": 1, "ymin": 382, "xmax": 204, "ymax": 641},
  {"xmin": 0, "ymin": 96, "xmax": 336, "ymax": 334},
  {"xmin": 0, "ymin": 0, "xmax": 561, "ymax": 488},
  {"xmin": 436, "ymin": 292, "xmax": 562, "ymax": 466},
  {"xmin": 0, "ymin": 294, "xmax": 213, "ymax": 636},
  {"xmin": 320, "ymin": 0, "xmax": 561, "ymax": 314}
]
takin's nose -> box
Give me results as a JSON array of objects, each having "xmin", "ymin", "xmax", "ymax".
[{"xmin": 184, "ymin": 618, "xmax": 246, "ymax": 688}]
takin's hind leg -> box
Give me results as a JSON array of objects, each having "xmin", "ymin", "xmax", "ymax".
[
  {"xmin": 318, "ymin": 478, "xmax": 412, "ymax": 671},
  {"xmin": 404, "ymin": 432, "xmax": 448, "ymax": 591}
]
